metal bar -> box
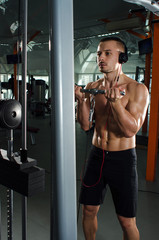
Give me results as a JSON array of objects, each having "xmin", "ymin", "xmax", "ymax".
[
  {"xmin": 49, "ymin": 0, "xmax": 77, "ymax": 239},
  {"xmin": 21, "ymin": 0, "xmax": 28, "ymax": 239},
  {"xmin": 146, "ymin": 16, "xmax": 159, "ymax": 181},
  {"xmin": 7, "ymin": 130, "xmax": 14, "ymax": 240},
  {"xmin": 7, "ymin": 130, "xmax": 14, "ymax": 155},
  {"xmin": 0, "ymin": 199, "xmax": 1, "ymax": 240},
  {"xmin": 16, "ymin": 0, "xmax": 21, "ymax": 102},
  {"xmin": 22, "ymin": 0, "xmax": 28, "ymax": 151},
  {"xmin": 13, "ymin": 62, "xmax": 17, "ymax": 100},
  {"xmin": 16, "ymin": 40, "xmax": 21, "ymax": 102},
  {"xmin": 7, "ymin": 189, "xmax": 13, "ymax": 240},
  {"xmin": 22, "ymin": 197, "xmax": 27, "ymax": 240},
  {"xmin": 7, "ymin": 130, "xmax": 13, "ymax": 158}
]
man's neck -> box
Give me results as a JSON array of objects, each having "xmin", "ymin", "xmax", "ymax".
[{"xmin": 102, "ymin": 71, "xmax": 123, "ymax": 88}]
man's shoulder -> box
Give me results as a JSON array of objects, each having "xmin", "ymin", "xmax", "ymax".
[
  {"xmin": 127, "ymin": 80, "xmax": 148, "ymax": 92},
  {"xmin": 127, "ymin": 80, "xmax": 149, "ymax": 101}
]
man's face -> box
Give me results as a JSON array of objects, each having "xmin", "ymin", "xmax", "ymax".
[{"xmin": 97, "ymin": 40, "xmax": 121, "ymax": 74}]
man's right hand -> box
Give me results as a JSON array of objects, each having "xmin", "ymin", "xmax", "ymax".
[{"xmin": 75, "ymin": 85, "xmax": 83, "ymax": 101}]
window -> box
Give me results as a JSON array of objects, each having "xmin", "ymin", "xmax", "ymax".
[{"xmin": 77, "ymin": 74, "xmax": 93, "ymax": 86}]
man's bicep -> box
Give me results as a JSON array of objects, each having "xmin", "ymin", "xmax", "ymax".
[
  {"xmin": 128, "ymin": 85, "xmax": 149, "ymax": 129},
  {"xmin": 129, "ymin": 102, "xmax": 146, "ymax": 130}
]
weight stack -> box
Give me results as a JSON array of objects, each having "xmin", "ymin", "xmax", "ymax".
[{"xmin": 0, "ymin": 150, "xmax": 45, "ymax": 197}]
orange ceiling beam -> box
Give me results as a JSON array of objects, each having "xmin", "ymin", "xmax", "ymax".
[{"xmin": 126, "ymin": 29, "xmax": 147, "ymax": 39}]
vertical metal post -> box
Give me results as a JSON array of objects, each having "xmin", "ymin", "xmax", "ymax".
[
  {"xmin": 22, "ymin": 197, "xmax": 27, "ymax": 240},
  {"xmin": 22, "ymin": 0, "xmax": 27, "ymax": 149},
  {"xmin": 0, "ymin": 76, "xmax": 1, "ymax": 99},
  {"xmin": 21, "ymin": 0, "xmax": 28, "ymax": 239},
  {"xmin": 7, "ymin": 189, "xmax": 13, "ymax": 240},
  {"xmin": 7, "ymin": 130, "xmax": 14, "ymax": 240},
  {"xmin": 7, "ymin": 130, "xmax": 13, "ymax": 159},
  {"xmin": 0, "ymin": 199, "xmax": 1, "ymax": 240},
  {"xmin": 49, "ymin": 0, "xmax": 77, "ymax": 239}
]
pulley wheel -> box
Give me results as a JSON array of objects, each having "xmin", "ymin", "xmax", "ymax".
[{"xmin": 0, "ymin": 99, "xmax": 22, "ymax": 129}]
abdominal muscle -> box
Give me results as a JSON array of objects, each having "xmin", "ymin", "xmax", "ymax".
[{"xmin": 92, "ymin": 122, "xmax": 136, "ymax": 151}]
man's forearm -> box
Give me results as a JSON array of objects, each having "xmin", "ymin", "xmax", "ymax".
[
  {"xmin": 76, "ymin": 99, "xmax": 91, "ymax": 131},
  {"xmin": 111, "ymin": 101, "xmax": 138, "ymax": 138}
]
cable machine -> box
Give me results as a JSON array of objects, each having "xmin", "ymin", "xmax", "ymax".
[
  {"xmin": 0, "ymin": 0, "xmax": 45, "ymax": 239},
  {"xmin": 0, "ymin": 0, "xmax": 77, "ymax": 239}
]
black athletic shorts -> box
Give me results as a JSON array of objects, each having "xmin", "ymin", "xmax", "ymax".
[{"xmin": 79, "ymin": 145, "xmax": 138, "ymax": 218}]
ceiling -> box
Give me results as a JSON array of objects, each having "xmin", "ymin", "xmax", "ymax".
[{"xmin": 0, "ymin": 0, "xmax": 154, "ymax": 76}]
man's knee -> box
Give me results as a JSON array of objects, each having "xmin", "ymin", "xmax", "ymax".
[
  {"xmin": 118, "ymin": 215, "xmax": 136, "ymax": 231},
  {"xmin": 82, "ymin": 205, "xmax": 100, "ymax": 219}
]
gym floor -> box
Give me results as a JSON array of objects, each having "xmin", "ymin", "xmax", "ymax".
[{"xmin": 0, "ymin": 114, "xmax": 159, "ymax": 240}]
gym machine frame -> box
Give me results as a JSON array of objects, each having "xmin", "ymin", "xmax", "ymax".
[{"xmin": 0, "ymin": 0, "xmax": 45, "ymax": 239}]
